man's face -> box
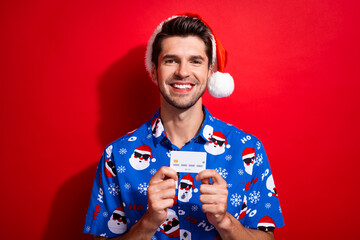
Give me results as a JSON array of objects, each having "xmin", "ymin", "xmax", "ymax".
[{"xmin": 154, "ymin": 36, "xmax": 211, "ymax": 110}]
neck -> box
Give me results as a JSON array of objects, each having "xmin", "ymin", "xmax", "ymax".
[{"xmin": 160, "ymin": 98, "xmax": 204, "ymax": 149}]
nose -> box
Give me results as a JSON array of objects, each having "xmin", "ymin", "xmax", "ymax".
[{"xmin": 175, "ymin": 62, "xmax": 190, "ymax": 79}]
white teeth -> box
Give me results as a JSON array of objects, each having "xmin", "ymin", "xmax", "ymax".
[{"xmin": 173, "ymin": 84, "xmax": 192, "ymax": 89}]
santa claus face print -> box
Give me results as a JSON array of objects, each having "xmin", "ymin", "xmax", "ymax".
[
  {"xmin": 129, "ymin": 149, "xmax": 151, "ymax": 170},
  {"xmin": 266, "ymin": 174, "xmax": 278, "ymax": 197},
  {"xmin": 129, "ymin": 145, "xmax": 155, "ymax": 171},
  {"xmin": 160, "ymin": 209, "xmax": 180, "ymax": 238},
  {"xmin": 178, "ymin": 181, "xmax": 193, "ymax": 202},
  {"xmin": 204, "ymin": 135, "xmax": 226, "ymax": 155},
  {"xmin": 155, "ymin": 36, "xmax": 211, "ymax": 110},
  {"xmin": 242, "ymin": 148, "xmax": 256, "ymax": 175},
  {"xmin": 107, "ymin": 208, "xmax": 127, "ymax": 234},
  {"xmin": 151, "ymin": 117, "xmax": 164, "ymax": 138},
  {"xmin": 105, "ymin": 158, "xmax": 117, "ymax": 177},
  {"xmin": 257, "ymin": 216, "xmax": 276, "ymax": 232}
]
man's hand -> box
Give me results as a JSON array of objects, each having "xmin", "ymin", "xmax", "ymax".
[
  {"xmin": 196, "ymin": 169, "xmax": 228, "ymax": 226},
  {"xmin": 147, "ymin": 166, "xmax": 178, "ymax": 227}
]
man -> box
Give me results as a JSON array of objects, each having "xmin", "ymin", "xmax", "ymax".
[{"xmin": 84, "ymin": 14, "xmax": 284, "ymax": 239}]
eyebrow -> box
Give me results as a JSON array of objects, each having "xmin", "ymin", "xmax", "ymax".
[
  {"xmin": 190, "ymin": 55, "xmax": 205, "ymax": 61},
  {"xmin": 161, "ymin": 54, "xmax": 205, "ymax": 61}
]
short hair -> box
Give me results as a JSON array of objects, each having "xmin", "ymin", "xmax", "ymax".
[{"xmin": 151, "ymin": 16, "xmax": 213, "ymax": 69}]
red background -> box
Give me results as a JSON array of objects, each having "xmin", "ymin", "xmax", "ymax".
[{"xmin": 1, "ymin": 0, "xmax": 359, "ymax": 239}]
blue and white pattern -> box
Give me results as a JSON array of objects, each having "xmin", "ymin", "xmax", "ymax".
[{"xmin": 83, "ymin": 107, "xmax": 284, "ymax": 239}]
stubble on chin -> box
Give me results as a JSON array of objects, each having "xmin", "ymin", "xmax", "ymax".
[{"xmin": 159, "ymin": 81, "xmax": 206, "ymax": 110}]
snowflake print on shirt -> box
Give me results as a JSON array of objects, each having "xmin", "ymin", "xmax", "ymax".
[
  {"xmin": 230, "ymin": 193, "xmax": 242, "ymax": 207},
  {"xmin": 216, "ymin": 167, "xmax": 228, "ymax": 179},
  {"xmin": 249, "ymin": 191, "xmax": 260, "ymax": 204},
  {"xmin": 108, "ymin": 183, "xmax": 120, "ymax": 196},
  {"xmin": 150, "ymin": 168, "xmax": 157, "ymax": 175},
  {"xmin": 124, "ymin": 183, "xmax": 131, "ymax": 190},
  {"xmin": 138, "ymin": 182, "xmax": 148, "ymax": 195},
  {"xmin": 117, "ymin": 165, "xmax": 126, "ymax": 173},
  {"xmin": 119, "ymin": 148, "xmax": 127, "ymax": 155},
  {"xmin": 191, "ymin": 205, "xmax": 199, "ymax": 212},
  {"xmin": 256, "ymin": 141, "xmax": 261, "ymax": 150},
  {"xmin": 255, "ymin": 153, "xmax": 263, "ymax": 166}
]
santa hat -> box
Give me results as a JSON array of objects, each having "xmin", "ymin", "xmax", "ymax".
[
  {"xmin": 257, "ymin": 216, "xmax": 276, "ymax": 230},
  {"xmin": 212, "ymin": 132, "xmax": 231, "ymax": 148},
  {"xmin": 135, "ymin": 145, "xmax": 156, "ymax": 162},
  {"xmin": 145, "ymin": 13, "xmax": 234, "ymax": 98},
  {"xmin": 114, "ymin": 206, "xmax": 125, "ymax": 214},
  {"xmin": 181, "ymin": 174, "xmax": 198, "ymax": 192},
  {"xmin": 242, "ymin": 147, "xmax": 256, "ymax": 159}
]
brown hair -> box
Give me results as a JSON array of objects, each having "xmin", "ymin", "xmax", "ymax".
[{"xmin": 151, "ymin": 16, "xmax": 213, "ymax": 69}]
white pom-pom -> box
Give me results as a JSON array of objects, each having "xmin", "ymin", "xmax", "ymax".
[
  {"xmin": 207, "ymin": 72, "xmax": 235, "ymax": 98},
  {"xmin": 226, "ymin": 144, "xmax": 231, "ymax": 149},
  {"xmin": 152, "ymin": 158, "xmax": 156, "ymax": 162},
  {"xmin": 194, "ymin": 188, "xmax": 198, "ymax": 193}
]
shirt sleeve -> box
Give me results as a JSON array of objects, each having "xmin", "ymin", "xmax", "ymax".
[
  {"xmin": 242, "ymin": 138, "xmax": 285, "ymax": 231},
  {"xmin": 83, "ymin": 144, "xmax": 128, "ymax": 238}
]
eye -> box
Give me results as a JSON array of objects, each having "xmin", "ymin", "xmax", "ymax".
[
  {"xmin": 164, "ymin": 59, "xmax": 176, "ymax": 64},
  {"xmin": 191, "ymin": 60, "xmax": 201, "ymax": 64}
]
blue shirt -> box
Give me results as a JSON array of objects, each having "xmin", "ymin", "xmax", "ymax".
[{"xmin": 83, "ymin": 107, "xmax": 285, "ymax": 239}]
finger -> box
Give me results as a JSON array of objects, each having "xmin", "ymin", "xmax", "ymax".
[
  {"xmin": 202, "ymin": 203, "xmax": 227, "ymax": 214},
  {"xmin": 149, "ymin": 199, "xmax": 174, "ymax": 211},
  {"xmin": 149, "ymin": 187, "xmax": 176, "ymax": 201},
  {"xmin": 148, "ymin": 179, "xmax": 176, "ymax": 199},
  {"xmin": 199, "ymin": 184, "xmax": 228, "ymax": 195},
  {"xmin": 149, "ymin": 166, "xmax": 178, "ymax": 184},
  {"xmin": 196, "ymin": 169, "xmax": 226, "ymax": 185},
  {"xmin": 199, "ymin": 194, "xmax": 227, "ymax": 205}
]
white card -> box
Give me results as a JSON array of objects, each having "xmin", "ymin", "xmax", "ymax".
[{"xmin": 170, "ymin": 151, "xmax": 207, "ymax": 173}]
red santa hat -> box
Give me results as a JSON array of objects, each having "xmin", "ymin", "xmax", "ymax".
[
  {"xmin": 242, "ymin": 147, "xmax": 256, "ymax": 159},
  {"xmin": 181, "ymin": 174, "xmax": 198, "ymax": 192},
  {"xmin": 145, "ymin": 13, "xmax": 234, "ymax": 98},
  {"xmin": 114, "ymin": 206, "xmax": 125, "ymax": 214},
  {"xmin": 211, "ymin": 132, "xmax": 231, "ymax": 148},
  {"xmin": 135, "ymin": 145, "xmax": 156, "ymax": 162},
  {"xmin": 257, "ymin": 216, "xmax": 276, "ymax": 231}
]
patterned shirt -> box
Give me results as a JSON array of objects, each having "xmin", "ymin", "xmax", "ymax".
[{"xmin": 83, "ymin": 107, "xmax": 285, "ymax": 239}]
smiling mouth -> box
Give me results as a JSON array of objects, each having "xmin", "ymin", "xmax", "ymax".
[{"xmin": 171, "ymin": 83, "xmax": 194, "ymax": 89}]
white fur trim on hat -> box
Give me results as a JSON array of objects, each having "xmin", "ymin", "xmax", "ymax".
[{"xmin": 207, "ymin": 72, "xmax": 234, "ymax": 98}]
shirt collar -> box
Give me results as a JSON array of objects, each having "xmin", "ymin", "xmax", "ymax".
[{"xmin": 150, "ymin": 106, "xmax": 214, "ymax": 147}]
